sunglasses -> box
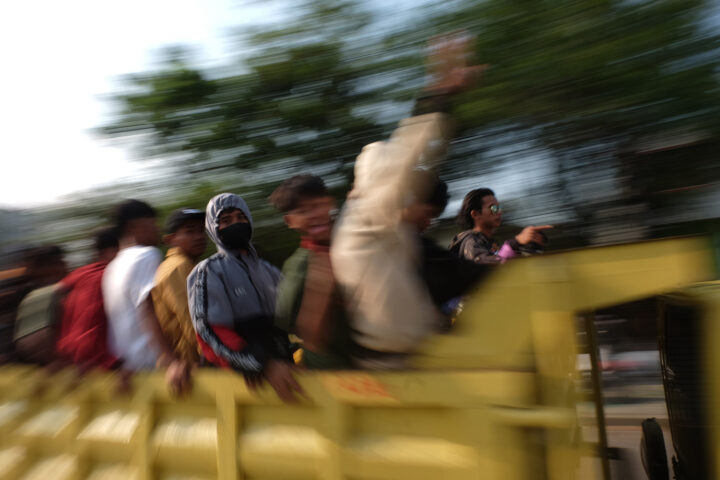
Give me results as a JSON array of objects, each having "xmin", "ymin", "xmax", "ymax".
[{"xmin": 489, "ymin": 204, "xmax": 502, "ymax": 215}]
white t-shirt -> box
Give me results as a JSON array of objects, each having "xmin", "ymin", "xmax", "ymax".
[{"xmin": 103, "ymin": 245, "xmax": 163, "ymax": 370}]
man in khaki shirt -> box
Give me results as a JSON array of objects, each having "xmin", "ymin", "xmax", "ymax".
[{"xmin": 152, "ymin": 209, "xmax": 207, "ymax": 364}]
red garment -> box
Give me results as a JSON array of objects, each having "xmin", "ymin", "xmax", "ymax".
[
  {"xmin": 299, "ymin": 238, "xmax": 330, "ymax": 253},
  {"xmin": 55, "ymin": 262, "xmax": 118, "ymax": 369},
  {"xmin": 197, "ymin": 325, "xmax": 247, "ymax": 368}
]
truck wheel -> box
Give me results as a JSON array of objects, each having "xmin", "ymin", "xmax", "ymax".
[{"xmin": 640, "ymin": 418, "xmax": 669, "ymax": 480}]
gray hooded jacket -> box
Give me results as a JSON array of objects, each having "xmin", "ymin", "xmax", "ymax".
[{"xmin": 187, "ymin": 193, "xmax": 282, "ymax": 372}]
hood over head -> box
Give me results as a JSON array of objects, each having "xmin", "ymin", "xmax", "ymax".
[{"xmin": 205, "ymin": 193, "xmax": 255, "ymax": 255}]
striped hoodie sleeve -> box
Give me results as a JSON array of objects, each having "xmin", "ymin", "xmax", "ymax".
[{"xmin": 187, "ymin": 261, "xmax": 268, "ymax": 372}]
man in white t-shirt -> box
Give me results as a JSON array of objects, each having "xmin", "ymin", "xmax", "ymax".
[{"xmin": 103, "ymin": 200, "xmax": 190, "ymax": 393}]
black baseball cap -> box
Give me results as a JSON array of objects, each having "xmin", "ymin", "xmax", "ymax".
[{"xmin": 165, "ymin": 208, "xmax": 205, "ymax": 233}]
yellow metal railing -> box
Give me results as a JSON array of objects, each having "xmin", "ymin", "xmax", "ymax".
[{"xmin": 1, "ymin": 368, "xmax": 543, "ymax": 480}]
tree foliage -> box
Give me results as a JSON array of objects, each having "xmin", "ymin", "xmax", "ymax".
[
  {"xmin": 103, "ymin": 1, "xmax": 415, "ymax": 187},
  {"xmin": 100, "ymin": 0, "xmax": 720, "ymax": 249},
  {"xmin": 442, "ymin": 0, "xmax": 720, "ymax": 146}
]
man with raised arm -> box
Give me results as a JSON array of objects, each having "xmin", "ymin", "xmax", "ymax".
[{"xmin": 330, "ymin": 33, "xmax": 483, "ymax": 368}]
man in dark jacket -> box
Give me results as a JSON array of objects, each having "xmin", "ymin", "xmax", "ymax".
[{"xmin": 450, "ymin": 188, "xmax": 551, "ymax": 264}]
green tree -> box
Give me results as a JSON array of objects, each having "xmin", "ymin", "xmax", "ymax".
[
  {"xmin": 102, "ymin": 0, "xmax": 720, "ymax": 249},
  {"xmin": 102, "ymin": 1, "xmax": 417, "ymax": 190},
  {"xmin": 433, "ymin": 0, "xmax": 720, "ymax": 242}
]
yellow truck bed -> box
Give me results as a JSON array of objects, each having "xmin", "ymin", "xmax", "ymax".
[{"xmin": 0, "ymin": 237, "xmax": 714, "ymax": 480}]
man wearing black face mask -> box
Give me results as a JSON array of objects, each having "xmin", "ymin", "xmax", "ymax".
[
  {"xmin": 217, "ymin": 207, "xmax": 252, "ymax": 250},
  {"xmin": 188, "ymin": 193, "xmax": 305, "ymax": 403}
]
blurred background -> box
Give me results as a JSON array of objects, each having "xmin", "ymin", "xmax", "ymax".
[
  {"xmin": 1, "ymin": 1, "xmax": 719, "ymax": 475},
  {"xmin": 1, "ymin": 0, "xmax": 719, "ymax": 268}
]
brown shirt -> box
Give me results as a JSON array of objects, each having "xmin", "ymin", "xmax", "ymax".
[{"xmin": 152, "ymin": 248, "xmax": 201, "ymax": 363}]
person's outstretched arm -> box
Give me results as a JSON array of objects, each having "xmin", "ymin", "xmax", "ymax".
[{"xmin": 346, "ymin": 32, "xmax": 482, "ymax": 228}]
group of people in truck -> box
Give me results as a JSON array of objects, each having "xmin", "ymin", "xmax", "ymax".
[{"xmin": 1, "ymin": 34, "xmax": 550, "ymax": 402}]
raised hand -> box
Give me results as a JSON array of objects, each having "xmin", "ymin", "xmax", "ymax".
[{"xmin": 425, "ymin": 30, "xmax": 486, "ymax": 94}]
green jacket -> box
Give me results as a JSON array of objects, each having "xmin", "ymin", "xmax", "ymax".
[{"xmin": 275, "ymin": 248, "xmax": 353, "ymax": 369}]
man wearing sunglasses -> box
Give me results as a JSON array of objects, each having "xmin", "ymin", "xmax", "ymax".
[{"xmin": 449, "ymin": 188, "xmax": 552, "ymax": 264}]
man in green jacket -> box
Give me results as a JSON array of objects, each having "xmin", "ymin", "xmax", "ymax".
[{"xmin": 271, "ymin": 174, "xmax": 353, "ymax": 369}]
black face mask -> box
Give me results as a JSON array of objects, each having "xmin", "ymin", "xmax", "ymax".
[{"xmin": 218, "ymin": 222, "xmax": 252, "ymax": 250}]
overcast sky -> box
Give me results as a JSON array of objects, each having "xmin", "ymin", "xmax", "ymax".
[{"xmin": 0, "ymin": 0, "xmax": 267, "ymax": 208}]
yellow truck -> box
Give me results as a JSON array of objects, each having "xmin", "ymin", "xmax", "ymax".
[{"xmin": 0, "ymin": 236, "xmax": 716, "ymax": 480}]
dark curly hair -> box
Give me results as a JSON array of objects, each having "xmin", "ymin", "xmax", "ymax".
[{"xmin": 269, "ymin": 174, "xmax": 328, "ymax": 212}]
